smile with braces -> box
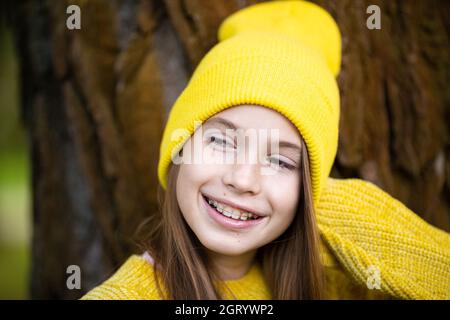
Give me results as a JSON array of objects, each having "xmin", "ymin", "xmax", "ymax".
[{"xmin": 205, "ymin": 196, "xmax": 261, "ymax": 221}]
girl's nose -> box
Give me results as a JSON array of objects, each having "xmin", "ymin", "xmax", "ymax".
[{"xmin": 222, "ymin": 163, "xmax": 262, "ymax": 195}]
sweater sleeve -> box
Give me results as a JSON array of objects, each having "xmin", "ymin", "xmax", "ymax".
[
  {"xmin": 317, "ymin": 178, "xmax": 450, "ymax": 300},
  {"xmin": 320, "ymin": 236, "xmax": 393, "ymax": 299}
]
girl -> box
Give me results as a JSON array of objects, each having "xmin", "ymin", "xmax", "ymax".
[{"xmin": 82, "ymin": 0, "xmax": 450, "ymax": 300}]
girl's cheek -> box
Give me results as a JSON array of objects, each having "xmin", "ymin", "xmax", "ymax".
[
  {"xmin": 266, "ymin": 174, "xmax": 300, "ymax": 216},
  {"xmin": 181, "ymin": 161, "xmax": 225, "ymax": 188},
  {"xmin": 178, "ymin": 144, "xmax": 224, "ymax": 183},
  {"xmin": 199, "ymin": 147, "xmax": 237, "ymax": 177}
]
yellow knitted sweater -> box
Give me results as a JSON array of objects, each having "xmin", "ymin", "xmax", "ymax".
[
  {"xmin": 81, "ymin": 255, "xmax": 271, "ymax": 300},
  {"xmin": 81, "ymin": 178, "xmax": 450, "ymax": 300}
]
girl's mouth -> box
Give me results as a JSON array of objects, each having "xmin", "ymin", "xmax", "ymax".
[{"xmin": 201, "ymin": 194, "xmax": 266, "ymax": 230}]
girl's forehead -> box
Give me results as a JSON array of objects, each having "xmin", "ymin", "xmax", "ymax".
[{"xmin": 206, "ymin": 105, "xmax": 301, "ymax": 141}]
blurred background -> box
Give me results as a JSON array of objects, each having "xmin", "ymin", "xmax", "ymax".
[
  {"xmin": 0, "ymin": 0, "xmax": 449, "ymax": 299},
  {"xmin": 0, "ymin": 22, "xmax": 30, "ymax": 299}
]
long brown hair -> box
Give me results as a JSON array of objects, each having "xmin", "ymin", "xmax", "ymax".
[{"xmin": 137, "ymin": 137, "xmax": 324, "ymax": 299}]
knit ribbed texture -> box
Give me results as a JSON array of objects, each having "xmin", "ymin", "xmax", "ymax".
[
  {"xmin": 217, "ymin": 0, "xmax": 341, "ymax": 76},
  {"xmin": 80, "ymin": 255, "xmax": 271, "ymax": 300},
  {"xmin": 157, "ymin": 0, "xmax": 340, "ymax": 205},
  {"xmin": 317, "ymin": 178, "xmax": 450, "ymax": 300}
]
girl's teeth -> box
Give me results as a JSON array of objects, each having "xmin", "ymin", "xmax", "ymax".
[
  {"xmin": 231, "ymin": 210, "xmax": 240, "ymax": 219},
  {"xmin": 222, "ymin": 209, "xmax": 232, "ymax": 218},
  {"xmin": 207, "ymin": 197, "xmax": 258, "ymax": 221}
]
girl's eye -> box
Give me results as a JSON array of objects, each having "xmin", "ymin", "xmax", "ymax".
[
  {"xmin": 209, "ymin": 135, "xmax": 235, "ymax": 149},
  {"xmin": 268, "ymin": 156, "xmax": 296, "ymax": 171}
]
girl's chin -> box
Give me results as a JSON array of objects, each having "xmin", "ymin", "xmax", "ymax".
[
  {"xmin": 205, "ymin": 247, "xmax": 253, "ymax": 257},
  {"xmin": 199, "ymin": 236, "xmax": 258, "ymax": 256}
]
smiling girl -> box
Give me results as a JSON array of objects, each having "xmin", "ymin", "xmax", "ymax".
[
  {"xmin": 169, "ymin": 105, "xmax": 321, "ymax": 299},
  {"xmin": 82, "ymin": 0, "xmax": 450, "ymax": 300}
]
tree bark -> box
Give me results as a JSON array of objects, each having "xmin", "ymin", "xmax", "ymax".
[{"xmin": 11, "ymin": 0, "xmax": 449, "ymax": 299}]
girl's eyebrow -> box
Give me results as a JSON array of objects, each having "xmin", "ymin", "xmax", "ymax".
[
  {"xmin": 206, "ymin": 117, "xmax": 238, "ymax": 130},
  {"xmin": 277, "ymin": 141, "xmax": 302, "ymax": 153},
  {"xmin": 206, "ymin": 117, "xmax": 302, "ymax": 153}
]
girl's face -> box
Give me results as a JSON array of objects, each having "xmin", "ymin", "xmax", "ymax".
[{"xmin": 176, "ymin": 105, "xmax": 302, "ymax": 256}]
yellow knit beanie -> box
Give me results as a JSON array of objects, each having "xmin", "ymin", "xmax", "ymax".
[{"xmin": 157, "ymin": 0, "xmax": 341, "ymax": 204}]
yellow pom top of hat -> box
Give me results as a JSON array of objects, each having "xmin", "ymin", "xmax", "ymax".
[{"xmin": 218, "ymin": 0, "xmax": 341, "ymax": 77}]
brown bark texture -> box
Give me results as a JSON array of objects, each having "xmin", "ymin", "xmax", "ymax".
[{"xmin": 10, "ymin": 0, "xmax": 450, "ymax": 298}]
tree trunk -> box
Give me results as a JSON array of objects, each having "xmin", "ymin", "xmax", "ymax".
[{"xmin": 11, "ymin": 0, "xmax": 449, "ymax": 299}]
